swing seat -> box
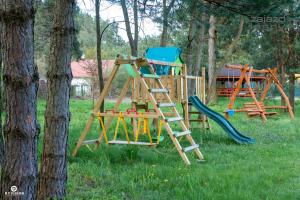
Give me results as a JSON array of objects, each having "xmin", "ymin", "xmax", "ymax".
[{"xmin": 226, "ymin": 109, "xmax": 235, "ymax": 117}]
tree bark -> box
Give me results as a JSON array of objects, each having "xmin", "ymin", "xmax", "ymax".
[
  {"xmin": 37, "ymin": 0, "xmax": 75, "ymax": 199},
  {"xmin": 0, "ymin": 1, "xmax": 39, "ymax": 199},
  {"xmin": 186, "ymin": 1, "xmax": 197, "ymax": 76},
  {"xmin": 160, "ymin": 0, "xmax": 175, "ymax": 47},
  {"xmin": 95, "ymin": 0, "xmax": 104, "ymax": 114},
  {"xmin": 0, "ymin": 22, "xmax": 3, "ymax": 167},
  {"xmin": 133, "ymin": 0, "xmax": 138, "ymax": 56},
  {"xmin": 288, "ymin": 73, "xmax": 295, "ymax": 113},
  {"xmin": 121, "ymin": 0, "xmax": 138, "ymax": 56},
  {"xmin": 189, "ymin": 12, "xmax": 206, "ymax": 96},
  {"xmin": 207, "ymin": 15, "xmax": 217, "ymax": 104}
]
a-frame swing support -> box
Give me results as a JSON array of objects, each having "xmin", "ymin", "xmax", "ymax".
[
  {"xmin": 225, "ymin": 64, "xmax": 294, "ymax": 122},
  {"xmin": 72, "ymin": 55, "xmax": 204, "ymax": 165}
]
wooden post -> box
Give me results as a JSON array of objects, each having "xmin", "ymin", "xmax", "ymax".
[
  {"xmin": 260, "ymin": 75, "xmax": 272, "ymax": 102},
  {"xmin": 182, "ymin": 64, "xmax": 189, "ymax": 128},
  {"xmin": 244, "ymin": 67, "xmax": 267, "ymax": 122},
  {"xmin": 268, "ymin": 68, "xmax": 294, "ymax": 119},
  {"xmin": 201, "ymin": 67, "xmax": 206, "ymax": 103},
  {"xmin": 226, "ymin": 65, "xmax": 247, "ymax": 119}
]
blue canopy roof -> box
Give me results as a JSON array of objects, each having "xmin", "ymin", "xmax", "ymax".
[
  {"xmin": 145, "ymin": 47, "xmax": 183, "ymax": 63},
  {"xmin": 142, "ymin": 47, "xmax": 183, "ymax": 75}
]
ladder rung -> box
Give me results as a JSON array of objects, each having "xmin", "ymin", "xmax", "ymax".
[
  {"xmin": 142, "ymin": 74, "xmax": 160, "ymax": 79},
  {"xmin": 150, "ymin": 88, "xmax": 169, "ymax": 93},
  {"xmin": 157, "ymin": 103, "xmax": 176, "ymax": 108},
  {"xmin": 183, "ymin": 144, "xmax": 199, "ymax": 152},
  {"xmin": 173, "ymin": 130, "xmax": 191, "ymax": 137},
  {"xmin": 166, "ymin": 117, "xmax": 182, "ymax": 122}
]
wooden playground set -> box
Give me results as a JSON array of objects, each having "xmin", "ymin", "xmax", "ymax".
[
  {"xmin": 72, "ymin": 47, "xmax": 294, "ymax": 165},
  {"xmin": 224, "ymin": 64, "xmax": 294, "ymax": 122}
]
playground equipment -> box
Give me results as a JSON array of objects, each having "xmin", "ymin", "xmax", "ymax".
[
  {"xmin": 72, "ymin": 47, "xmax": 254, "ymax": 165},
  {"xmin": 72, "ymin": 49, "xmax": 207, "ymax": 165},
  {"xmin": 224, "ymin": 64, "xmax": 294, "ymax": 122}
]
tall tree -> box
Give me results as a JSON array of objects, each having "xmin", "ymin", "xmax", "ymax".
[
  {"xmin": 160, "ymin": 0, "xmax": 176, "ymax": 46},
  {"xmin": 0, "ymin": 23, "xmax": 3, "ymax": 167},
  {"xmin": 207, "ymin": 14, "xmax": 217, "ymax": 104},
  {"xmin": 95, "ymin": 0, "xmax": 104, "ymax": 114},
  {"xmin": 120, "ymin": 0, "xmax": 139, "ymax": 56},
  {"xmin": 186, "ymin": 0, "xmax": 197, "ymax": 97},
  {"xmin": 0, "ymin": 0, "xmax": 40, "ymax": 198},
  {"xmin": 37, "ymin": 0, "xmax": 75, "ymax": 198},
  {"xmin": 190, "ymin": 11, "xmax": 206, "ymax": 96}
]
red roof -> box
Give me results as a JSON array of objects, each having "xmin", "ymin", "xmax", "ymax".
[{"xmin": 71, "ymin": 59, "xmax": 115, "ymax": 78}]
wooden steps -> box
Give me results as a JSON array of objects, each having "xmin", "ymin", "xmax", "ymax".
[{"xmin": 134, "ymin": 62, "xmax": 204, "ymax": 165}]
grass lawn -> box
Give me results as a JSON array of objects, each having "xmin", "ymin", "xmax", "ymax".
[{"xmin": 37, "ymin": 98, "xmax": 300, "ymax": 200}]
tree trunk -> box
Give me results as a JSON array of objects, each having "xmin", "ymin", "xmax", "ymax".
[
  {"xmin": 96, "ymin": 0, "xmax": 104, "ymax": 114},
  {"xmin": 207, "ymin": 15, "xmax": 217, "ymax": 104},
  {"xmin": 189, "ymin": 12, "xmax": 206, "ymax": 96},
  {"xmin": 37, "ymin": 0, "xmax": 75, "ymax": 199},
  {"xmin": 186, "ymin": 1, "xmax": 197, "ymax": 98},
  {"xmin": 186, "ymin": 2, "xmax": 197, "ymax": 76},
  {"xmin": 121, "ymin": 0, "xmax": 137, "ymax": 56},
  {"xmin": 133, "ymin": 0, "xmax": 138, "ymax": 56},
  {"xmin": 160, "ymin": 0, "xmax": 175, "ymax": 47},
  {"xmin": 0, "ymin": 23, "xmax": 3, "ymax": 167},
  {"xmin": 288, "ymin": 73, "xmax": 295, "ymax": 113},
  {"xmin": 0, "ymin": 1, "xmax": 39, "ymax": 199},
  {"xmin": 160, "ymin": 0, "xmax": 168, "ymax": 47}
]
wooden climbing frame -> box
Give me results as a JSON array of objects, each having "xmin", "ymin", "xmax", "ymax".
[{"xmin": 72, "ymin": 55, "xmax": 207, "ymax": 165}]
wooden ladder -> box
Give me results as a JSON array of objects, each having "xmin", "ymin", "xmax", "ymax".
[{"xmin": 131, "ymin": 61, "xmax": 204, "ymax": 165}]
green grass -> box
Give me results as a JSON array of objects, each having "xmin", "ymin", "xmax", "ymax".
[{"xmin": 37, "ymin": 98, "xmax": 300, "ymax": 200}]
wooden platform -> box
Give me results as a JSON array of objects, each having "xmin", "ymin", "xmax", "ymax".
[{"xmin": 248, "ymin": 112, "xmax": 277, "ymax": 116}]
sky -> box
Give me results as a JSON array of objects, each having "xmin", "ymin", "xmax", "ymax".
[{"xmin": 78, "ymin": 0, "xmax": 161, "ymax": 41}]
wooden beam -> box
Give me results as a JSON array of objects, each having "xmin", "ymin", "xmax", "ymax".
[
  {"xmin": 225, "ymin": 64, "xmax": 269, "ymax": 73},
  {"xmin": 227, "ymin": 65, "xmax": 247, "ymax": 110},
  {"xmin": 268, "ymin": 69, "xmax": 295, "ymax": 119},
  {"xmin": 72, "ymin": 63, "xmax": 121, "ymax": 157},
  {"xmin": 96, "ymin": 112, "xmax": 159, "ymax": 118},
  {"xmin": 244, "ymin": 67, "xmax": 267, "ymax": 121},
  {"xmin": 260, "ymin": 75, "xmax": 272, "ymax": 102},
  {"xmin": 201, "ymin": 67, "xmax": 206, "ymax": 103},
  {"xmin": 95, "ymin": 77, "xmax": 132, "ymax": 149}
]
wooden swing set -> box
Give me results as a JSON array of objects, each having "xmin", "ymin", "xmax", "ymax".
[
  {"xmin": 225, "ymin": 64, "xmax": 294, "ymax": 122},
  {"xmin": 72, "ymin": 55, "xmax": 207, "ymax": 165}
]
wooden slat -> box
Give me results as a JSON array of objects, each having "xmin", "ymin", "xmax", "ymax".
[
  {"xmin": 108, "ymin": 140, "xmax": 156, "ymax": 146},
  {"xmin": 96, "ymin": 112, "xmax": 159, "ymax": 118},
  {"xmin": 248, "ymin": 112, "xmax": 277, "ymax": 116}
]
